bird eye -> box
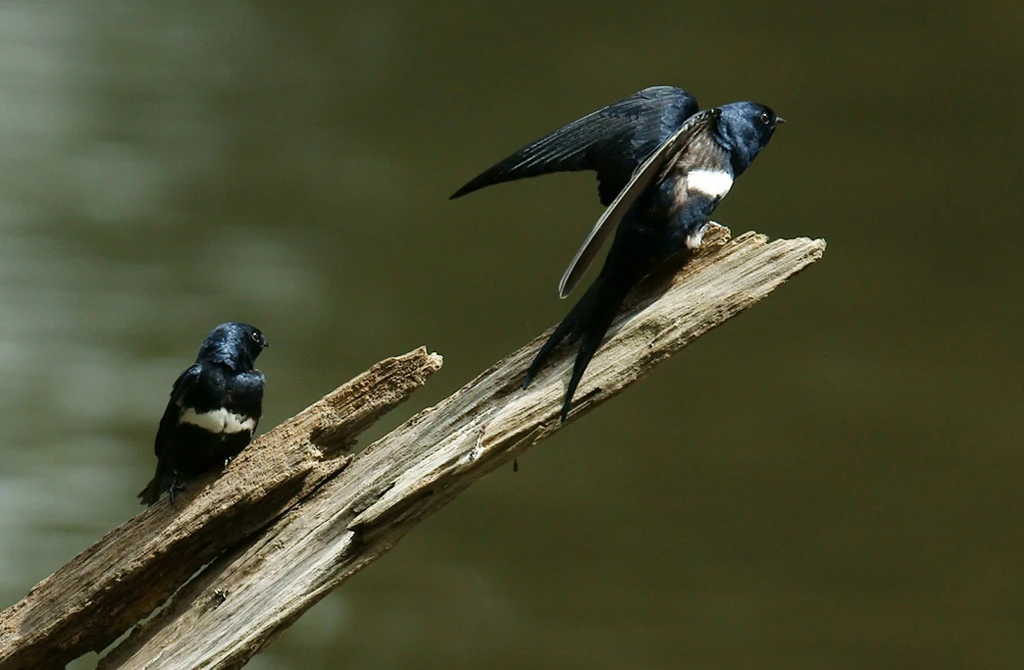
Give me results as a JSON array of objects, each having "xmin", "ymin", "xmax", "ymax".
[
  {"xmin": 759, "ymin": 111, "xmax": 771, "ymax": 125},
  {"xmin": 252, "ymin": 331, "xmax": 261, "ymax": 343}
]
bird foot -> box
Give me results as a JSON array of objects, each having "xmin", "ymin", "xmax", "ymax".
[{"xmin": 167, "ymin": 474, "xmax": 187, "ymax": 506}]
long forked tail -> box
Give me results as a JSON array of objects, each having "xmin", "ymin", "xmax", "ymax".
[
  {"xmin": 523, "ymin": 257, "xmax": 639, "ymax": 422},
  {"xmin": 138, "ymin": 475, "xmax": 170, "ymax": 506},
  {"xmin": 137, "ymin": 478, "xmax": 162, "ymax": 507},
  {"xmin": 138, "ymin": 453, "xmax": 173, "ymax": 506}
]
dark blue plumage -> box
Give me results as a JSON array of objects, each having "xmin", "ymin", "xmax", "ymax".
[
  {"xmin": 451, "ymin": 86, "xmax": 699, "ymax": 207},
  {"xmin": 452, "ymin": 89, "xmax": 784, "ymax": 421},
  {"xmin": 138, "ymin": 322, "xmax": 269, "ymax": 506}
]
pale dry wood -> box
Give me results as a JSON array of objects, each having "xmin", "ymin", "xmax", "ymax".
[
  {"xmin": 100, "ymin": 225, "xmax": 826, "ymax": 670},
  {"xmin": 0, "ymin": 349, "xmax": 443, "ymax": 670}
]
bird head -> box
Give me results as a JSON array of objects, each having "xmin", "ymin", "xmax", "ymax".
[
  {"xmin": 714, "ymin": 102, "xmax": 785, "ymax": 176},
  {"xmin": 197, "ymin": 322, "xmax": 269, "ymax": 371}
]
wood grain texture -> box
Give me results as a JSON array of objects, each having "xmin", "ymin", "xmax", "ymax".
[
  {"xmin": 98, "ymin": 225, "xmax": 826, "ymax": 669},
  {"xmin": 0, "ymin": 349, "xmax": 443, "ymax": 670}
]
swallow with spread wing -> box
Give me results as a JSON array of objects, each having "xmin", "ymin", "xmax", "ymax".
[{"xmin": 452, "ymin": 87, "xmax": 784, "ymax": 421}]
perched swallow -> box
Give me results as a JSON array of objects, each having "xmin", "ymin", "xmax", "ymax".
[
  {"xmin": 138, "ymin": 322, "xmax": 269, "ymax": 506},
  {"xmin": 452, "ymin": 87, "xmax": 784, "ymax": 421}
]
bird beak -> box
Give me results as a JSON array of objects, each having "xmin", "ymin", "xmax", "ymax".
[{"xmin": 776, "ymin": 117, "xmax": 787, "ymax": 124}]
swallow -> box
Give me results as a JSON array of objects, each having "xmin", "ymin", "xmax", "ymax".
[
  {"xmin": 138, "ymin": 322, "xmax": 269, "ymax": 506},
  {"xmin": 452, "ymin": 87, "xmax": 784, "ymax": 421}
]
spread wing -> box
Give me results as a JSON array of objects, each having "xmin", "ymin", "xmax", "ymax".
[
  {"xmin": 153, "ymin": 364, "xmax": 201, "ymax": 458},
  {"xmin": 558, "ymin": 108, "xmax": 722, "ymax": 298},
  {"xmin": 450, "ymin": 86, "xmax": 699, "ymax": 206}
]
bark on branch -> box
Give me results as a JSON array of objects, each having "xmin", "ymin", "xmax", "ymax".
[
  {"xmin": 0, "ymin": 225, "xmax": 825, "ymax": 670},
  {"xmin": 0, "ymin": 350, "xmax": 443, "ymax": 669}
]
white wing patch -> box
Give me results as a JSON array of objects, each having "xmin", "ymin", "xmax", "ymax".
[
  {"xmin": 181, "ymin": 407, "xmax": 256, "ymax": 434},
  {"xmin": 687, "ymin": 169, "xmax": 733, "ymax": 198}
]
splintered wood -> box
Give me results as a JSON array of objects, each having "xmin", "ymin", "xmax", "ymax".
[{"xmin": 0, "ymin": 225, "xmax": 825, "ymax": 670}]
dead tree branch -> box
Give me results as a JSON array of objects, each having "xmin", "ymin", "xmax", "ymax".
[
  {"xmin": 0, "ymin": 225, "xmax": 825, "ymax": 670},
  {"xmin": 0, "ymin": 350, "xmax": 443, "ymax": 669}
]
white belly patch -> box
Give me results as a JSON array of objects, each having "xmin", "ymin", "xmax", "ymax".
[
  {"xmin": 687, "ymin": 169, "xmax": 734, "ymax": 198},
  {"xmin": 181, "ymin": 407, "xmax": 256, "ymax": 434}
]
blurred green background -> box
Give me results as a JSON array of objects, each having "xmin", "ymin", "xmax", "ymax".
[{"xmin": 1, "ymin": 2, "xmax": 1021, "ymax": 668}]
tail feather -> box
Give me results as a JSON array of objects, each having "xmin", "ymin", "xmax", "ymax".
[
  {"xmin": 524, "ymin": 261, "xmax": 637, "ymax": 422},
  {"xmin": 138, "ymin": 478, "xmax": 163, "ymax": 506},
  {"xmin": 559, "ymin": 301, "xmax": 622, "ymax": 421},
  {"xmin": 525, "ymin": 216, "xmax": 662, "ymax": 421},
  {"xmin": 522, "ymin": 285, "xmax": 598, "ymax": 390},
  {"xmin": 138, "ymin": 452, "xmax": 173, "ymax": 506}
]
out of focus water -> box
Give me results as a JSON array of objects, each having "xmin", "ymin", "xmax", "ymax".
[{"xmin": 1, "ymin": 2, "xmax": 1022, "ymax": 668}]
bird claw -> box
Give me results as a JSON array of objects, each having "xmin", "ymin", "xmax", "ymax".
[{"xmin": 167, "ymin": 473, "xmax": 186, "ymax": 506}]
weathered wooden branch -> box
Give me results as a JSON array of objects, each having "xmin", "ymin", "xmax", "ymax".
[
  {"xmin": 0, "ymin": 225, "xmax": 824, "ymax": 670},
  {"xmin": 0, "ymin": 351, "xmax": 443, "ymax": 669}
]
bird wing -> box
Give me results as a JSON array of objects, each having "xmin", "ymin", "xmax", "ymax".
[
  {"xmin": 558, "ymin": 108, "xmax": 721, "ymax": 298},
  {"xmin": 450, "ymin": 86, "xmax": 699, "ymax": 206},
  {"xmin": 153, "ymin": 363, "xmax": 202, "ymax": 458},
  {"xmin": 228, "ymin": 370, "xmax": 266, "ymax": 430}
]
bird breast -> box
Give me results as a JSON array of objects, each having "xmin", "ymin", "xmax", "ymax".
[
  {"xmin": 685, "ymin": 169, "xmax": 734, "ymax": 199},
  {"xmin": 180, "ymin": 407, "xmax": 257, "ymax": 434}
]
